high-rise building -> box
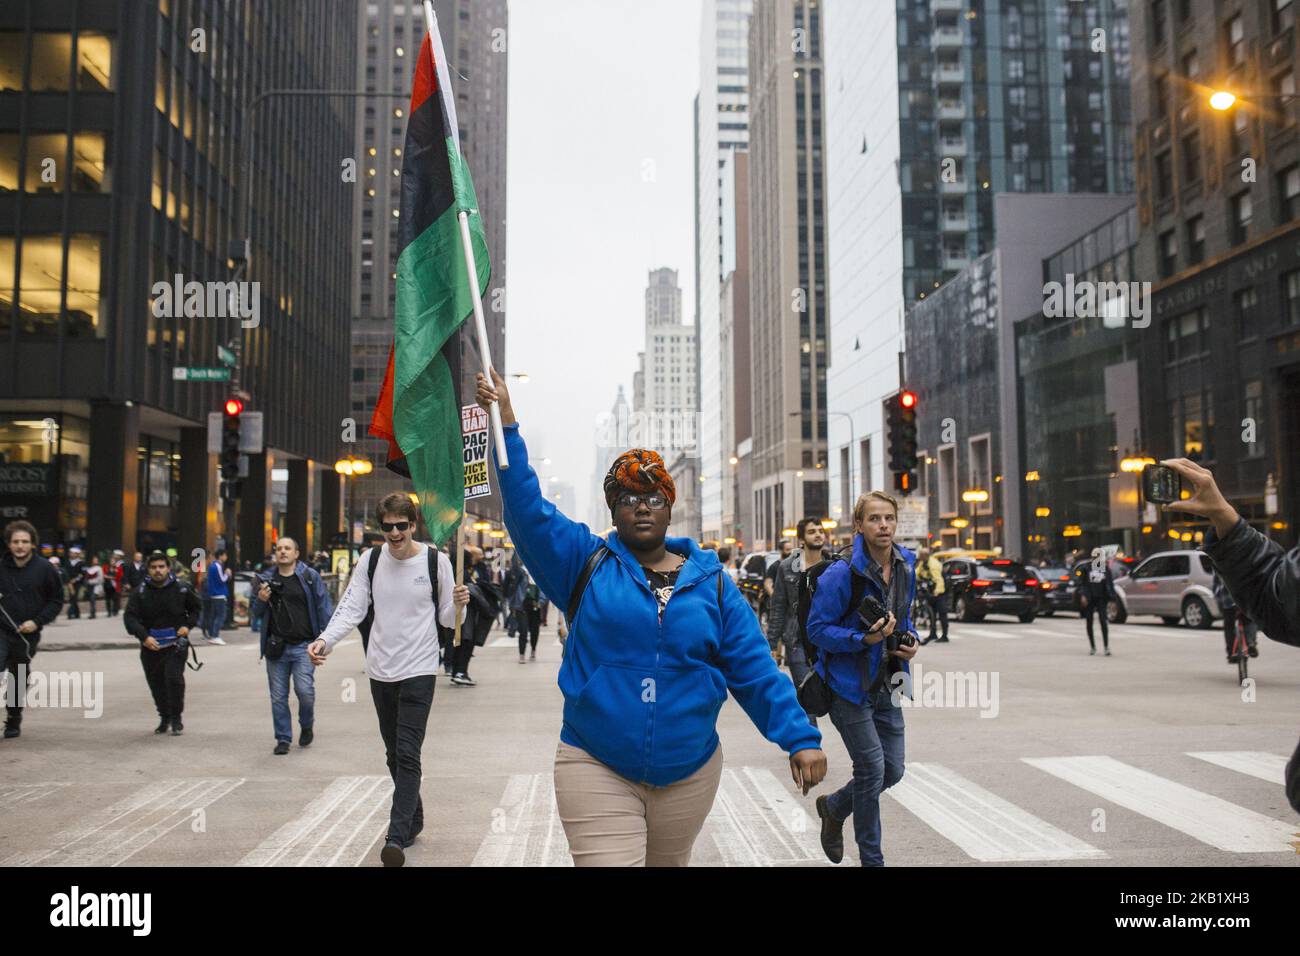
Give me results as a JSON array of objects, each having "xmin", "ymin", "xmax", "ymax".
[
  {"xmin": 695, "ymin": 0, "xmax": 753, "ymax": 545},
  {"xmin": 719, "ymin": 148, "xmax": 751, "ymax": 544},
  {"xmin": 747, "ymin": 0, "xmax": 829, "ymax": 549},
  {"xmin": 349, "ymin": 0, "xmax": 508, "ymax": 535},
  {"xmin": 0, "ymin": 0, "xmax": 357, "ymax": 560},
  {"xmin": 823, "ymin": 0, "xmax": 1133, "ymax": 532},
  {"xmin": 588, "ymin": 385, "xmax": 630, "ymax": 531},
  {"xmin": 638, "ymin": 268, "xmax": 696, "ymax": 464},
  {"xmin": 1130, "ymin": 0, "xmax": 1300, "ymax": 548}
]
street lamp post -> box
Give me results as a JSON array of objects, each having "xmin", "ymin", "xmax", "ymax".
[
  {"xmin": 961, "ymin": 488, "xmax": 989, "ymax": 550},
  {"xmin": 334, "ymin": 455, "xmax": 373, "ymax": 554}
]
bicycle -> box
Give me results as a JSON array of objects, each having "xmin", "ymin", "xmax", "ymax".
[
  {"xmin": 912, "ymin": 579, "xmax": 935, "ymax": 641},
  {"xmin": 1228, "ymin": 614, "xmax": 1254, "ymax": 686}
]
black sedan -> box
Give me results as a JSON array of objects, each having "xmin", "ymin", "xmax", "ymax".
[{"xmin": 942, "ymin": 557, "xmax": 1040, "ymax": 623}]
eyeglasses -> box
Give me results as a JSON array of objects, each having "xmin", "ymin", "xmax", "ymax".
[
  {"xmin": 616, "ymin": 493, "xmax": 668, "ymax": 512},
  {"xmin": 380, "ymin": 520, "xmax": 411, "ymax": 532}
]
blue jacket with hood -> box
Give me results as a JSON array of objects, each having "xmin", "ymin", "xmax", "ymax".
[
  {"xmin": 249, "ymin": 560, "xmax": 334, "ymax": 659},
  {"xmin": 806, "ymin": 533, "xmax": 916, "ymax": 707},
  {"xmin": 496, "ymin": 423, "xmax": 821, "ymax": 786}
]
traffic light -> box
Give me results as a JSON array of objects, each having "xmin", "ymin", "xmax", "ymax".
[
  {"xmin": 220, "ymin": 397, "xmax": 242, "ymax": 481},
  {"xmin": 885, "ymin": 389, "xmax": 919, "ymax": 495}
]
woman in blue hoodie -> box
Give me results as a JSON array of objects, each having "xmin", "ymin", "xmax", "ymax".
[{"xmin": 477, "ymin": 370, "xmax": 825, "ymax": 866}]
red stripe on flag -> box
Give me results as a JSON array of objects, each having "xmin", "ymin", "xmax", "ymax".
[
  {"xmin": 368, "ymin": 344, "xmax": 406, "ymax": 469},
  {"xmin": 409, "ymin": 34, "xmax": 436, "ymax": 116}
]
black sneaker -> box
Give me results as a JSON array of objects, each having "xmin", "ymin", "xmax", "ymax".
[
  {"xmin": 4, "ymin": 720, "xmax": 21, "ymax": 739},
  {"xmin": 935, "ymin": 636, "xmax": 950, "ymax": 643},
  {"xmin": 380, "ymin": 840, "xmax": 405, "ymax": 867},
  {"xmin": 1248, "ymin": 646, "xmax": 1259, "ymax": 659},
  {"xmin": 274, "ymin": 740, "xmax": 290, "ymax": 755},
  {"xmin": 155, "ymin": 717, "xmax": 170, "ymax": 735},
  {"xmin": 815, "ymin": 794, "xmax": 844, "ymax": 865},
  {"xmin": 170, "ymin": 717, "xmax": 184, "ymax": 736},
  {"xmin": 299, "ymin": 726, "xmax": 314, "ymax": 747}
]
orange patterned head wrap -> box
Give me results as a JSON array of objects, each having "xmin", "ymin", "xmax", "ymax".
[{"xmin": 603, "ymin": 448, "xmax": 676, "ymax": 512}]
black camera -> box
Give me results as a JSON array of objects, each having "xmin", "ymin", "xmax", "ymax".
[
  {"xmin": 265, "ymin": 576, "xmax": 285, "ymax": 598},
  {"xmin": 857, "ymin": 594, "xmax": 888, "ymax": 631}
]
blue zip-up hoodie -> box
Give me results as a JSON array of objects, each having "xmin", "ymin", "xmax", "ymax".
[
  {"xmin": 806, "ymin": 533, "xmax": 916, "ymax": 707},
  {"xmin": 496, "ymin": 423, "xmax": 821, "ymax": 786},
  {"xmin": 249, "ymin": 560, "xmax": 334, "ymax": 658}
]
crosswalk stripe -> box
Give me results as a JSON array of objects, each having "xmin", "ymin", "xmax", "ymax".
[
  {"xmin": 953, "ymin": 626, "xmax": 1026, "ymax": 640},
  {"xmin": 1022, "ymin": 755, "xmax": 1296, "ymax": 853},
  {"xmin": 472, "ymin": 772, "xmax": 572, "ymax": 867},
  {"xmin": 886, "ymin": 763, "xmax": 1106, "ymax": 862},
  {"xmin": 1185, "ymin": 751, "xmax": 1288, "ymax": 785},
  {"xmin": 238, "ymin": 775, "xmax": 393, "ymax": 867},
  {"xmin": 3, "ymin": 777, "xmax": 244, "ymax": 866},
  {"xmin": 705, "ymin": 768, "xmax": 827, "ymax": 865},
  {"xmin": 0, "ymin": 782, "xmax": 69, "ymax": 808}
]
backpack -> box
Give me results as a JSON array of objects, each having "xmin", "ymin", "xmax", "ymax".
[
  {"xmin": 565, "ymin": 543, "xmax": 725, "ymax": 630},
  {"xmin": 795, "ymin": 547, "xmax": 869, "ymax": 668},
  {"xmin": 357, "ymin": 544, "xmax": 439, "ymax": 653}
]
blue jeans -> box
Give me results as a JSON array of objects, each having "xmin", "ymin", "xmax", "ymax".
[
  {"xmin": 266, "ymin": 641, "xmax": 315, "ymax": 743},
  {"xmin": 203, "ymin": 596, "xmax": 227, "ymax": 639},
  {"xmin": 825, "ymin": 687, "xmax": 906, "ymax": 866}
]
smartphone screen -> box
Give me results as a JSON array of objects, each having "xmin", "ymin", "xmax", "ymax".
[{"xmin": 1142, "ymin": 465, "xmax": 1181, "ymax": 504}]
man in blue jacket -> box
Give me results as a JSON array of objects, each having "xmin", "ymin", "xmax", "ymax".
[
  {"xmin": 807, "ymin": 490, "xmax": 920, "ymax": 866},
  {"xmin": 250, "ymin": 537, "xmax": 333, "ymax": 755}
]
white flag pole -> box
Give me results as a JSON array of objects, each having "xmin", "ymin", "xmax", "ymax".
[{"xmin": 423, "ymin": 0, "xmax": 509, "ymax": 468}]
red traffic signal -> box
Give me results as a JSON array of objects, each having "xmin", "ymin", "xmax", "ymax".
[
  {"xmin": 223, "ymin": 398, "xmax": 244, "ymax": 416},
  {"xmin": 899, "ymin": 390, "xmax": 917, "ymax": 409}
]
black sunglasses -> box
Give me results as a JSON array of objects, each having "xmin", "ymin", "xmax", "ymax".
[{"xmin": 380, "ymin": 520, "xmax": 411, "ymax": 532}]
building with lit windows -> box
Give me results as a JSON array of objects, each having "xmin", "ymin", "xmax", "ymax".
[{"xmin": 0, "ymin": 0, "xmax": 355, "ymax": 560}]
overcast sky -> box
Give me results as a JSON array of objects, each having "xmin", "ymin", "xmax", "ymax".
[{"xmin": 505, "ymin": 0, "xmax": 701, "ymax": 521}]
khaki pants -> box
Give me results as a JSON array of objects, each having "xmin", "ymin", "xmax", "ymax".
[{"xmin": 554, "ymin": 741, "xmax": 723, "ymax": 866}]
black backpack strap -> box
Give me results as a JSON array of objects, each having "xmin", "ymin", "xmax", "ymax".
[
  {"xmin": 566, "ymin": 544, "xmax": 609, "ymax": 626},
  {"xmin": 427, "ymin": 544, "xmax": 440, "ymax": 608},
  {"xmin": 717, "ymin": 570, "xmax": 724, "ymax": 607}
]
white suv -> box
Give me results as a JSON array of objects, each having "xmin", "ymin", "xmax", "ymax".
[{"xmin": 1110, "ymin": 550, "xmax": 1221, "ymax": 628}]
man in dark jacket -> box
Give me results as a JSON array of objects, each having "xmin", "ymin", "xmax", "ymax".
[
  {"xmin": 766, "ymin": 517, "xmax": 828, "ymax": 723},
  {"xmin": 1163, "ymin": 457, "xmax": 1300, "ymax": 815},
  {"xmin": 0, "ymin": 521, "xmax": 64, "ymax": 738},
  {"xmin": 123, "ymin": 552, "xmax": 202, "ymax": 735},
  {"xmin": 1078, "ymin": 548, "xmax": 1117, "ymax": 656},
  {"xmin": 250, "ymin": 537, "xmax": 334, "ymax": 754}
]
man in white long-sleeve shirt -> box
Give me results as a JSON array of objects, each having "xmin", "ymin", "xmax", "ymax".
[{"xmin": 310, "ymin": 493, "xmax": 469, "ymax": 867}]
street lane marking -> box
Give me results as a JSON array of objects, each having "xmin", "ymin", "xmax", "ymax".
[
  {"xmin": 238, "ymin": 775, "xmax": 393, "ymax": 867},
  {"xmin": 952, "ymin": 626, "xmax": 1025, "ymax": 640},
  {"xmin": 0, "ymin": 783, "xmax": 70, "ymax": 808},
  {"xmin": 472, "ymin": 772, "xmax": 571, "ymax": 867},
  {"xmin": 1185, "ymin": 751, "xmax": 1288, "ymax": 785},
  {"xmin": 1022, "ymin": 755, "xmax": 1296, "ymax": 853},
  {"xmin": 471, "ymin": 766, "xmax": 823, "ymax": 866},
  {"xmin": 706, "ymin": 767, "xmax": 828, "ymax": 865},
  {"xmin": 885, "ymin": 763, "xmax": 1106, "ymax": 862},
  {"xmin": 3, "ymin": 777, "xmax": 244, "ymax": 866}
]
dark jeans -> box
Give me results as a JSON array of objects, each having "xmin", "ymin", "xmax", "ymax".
[
  {"xmin": 370, "ymin": 674, "xmax": 436, "ymax": 846},
  {"xmin": 451, "ymin": 636, "xmax": 475, "ymax": 676},
  {"xmin": 519, "ymin": 606, "xmax": 541, "ymax": 654},
  {"xmin": 1221, "ymin": 607, "xmax": 1259, "ymax": 655},
  {"xmin": 141, "ymin": 644, "xmax": 186, "ymax": 718},
  {"xmin": 927, "ymin": 592, "xmax": 949, "ymax": 640},
  {"xmin": 782, "ymin": 639, "xmax": 818, "ymax": 729},
  {"xmin": 1083, "ymin": 596, "xmax": 1109, "ymax": 649},
  {"xmin": 105, "ymin": 586, "xmax": 120, "ymax": 616},
  {"xmin": 825, "ymin": 688, "xmax": 906, "ymax": 866},
  {"xmin": 203, "ymin": 597, "xmax": 227, "ymax": 639},
  {"xmin": 1, "ymin": 632, "xmax": 35, "ymax": 721}
]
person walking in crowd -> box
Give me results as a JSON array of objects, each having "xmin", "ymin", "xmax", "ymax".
[
  {"xmin": 519, "ymin": 573, "xmax": 544, "ymax": 663},
  {"xmin": 202, "ymin": 548, "xmax": 230, "ymax": 645},
  {"xmin": 1161, "ymin": 457, "xmax": 1300, "ymax": 813},
  {"xmin": 123, "ymin": 552, "xmax": 202, "ymax": 736},
  {"xmin": 451, "ymin": 545, "xmax": 498, "ymax": 685},
  {"xmin": 105, "ymin": 550, "xmax": 125, "ymax": 616},
  {"xmin": 0, "ymin": 521, "xmax": 64, "ymax": 739},
  {"xmin": 63, "ymin": 547, "xmax": 84, "ymax": 619},
  {"xmin": 807, "ymin": 491, "xmax": 920, "ymax": 867},
  {"xmin": 1213, "ymin": 568, "xmax": 1258, "ymax": 662},
  {"xmin": 504, "ymin": 553, "xmax": 527, "ymax": 641},
  {"xmin": 1078, "ymin": 547, "xmax": 1116, "ymax": 657},
  {"xmin": 309, "ymin": 493, "xmax": 469, "ymax": 867},
  {"xmin": 478, "ymin": 369, "xmax": 825, "ymax": 867},
  {"xmin": 80, "ymin": 553, "xmax": 104, "ymax": 619},
  {"xmin": 766, "ymin": 516, "xmax": 829, "ymax": 726},
  {"xmin": 764, "ymin": 538, "xmax": 793, "ymax": 665},
  {"xmin": 251, "ymin": 537, "xmax": 334, "ymax": 755},
  {"xmin": 916, "ymin": 547, "xmax": 949, "ymax": 644},
  {"xmin": 123, "ymin": 551, "xmax": 145, "ymax": 595}
]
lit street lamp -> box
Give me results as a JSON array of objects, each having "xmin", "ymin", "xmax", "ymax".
[{"xmin": 334, "ymin": 455, "xmax": 373, "ymax": 548}]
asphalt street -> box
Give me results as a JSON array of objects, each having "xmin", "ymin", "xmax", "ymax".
[{"xmin": 2, "ymin": 609, "xmax": 1299, "ymax": 867}]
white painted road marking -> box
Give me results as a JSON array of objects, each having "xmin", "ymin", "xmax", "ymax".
[
  {"xmin": 238, "ymin": 775, "xmax": 394, "ymax": 867},
  {"xmin": 887, "ymin": 763, "xmax": 1106, "ymax": 862},
  {"xmin": 0, "ymin": 782, "xmax": 70, "ymax": 809},
  {"xmin": 1023, "ymin": 755, "xmax": 1296, "ymax": 853},
  {"xmin": 1185, "ymin": 751, "xmax": 1288, "ymax": 785},
  {"xmin": 3, "ymin": 777, "xmax": 244, "ymax": 866},
  {"xmin": 472, "ymin": 772, "xmax": 571, "ymax": 867}
]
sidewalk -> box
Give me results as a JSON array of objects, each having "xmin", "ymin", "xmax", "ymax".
[{"xmin": 34, "ymin": 613, "xmax": 258, "ymax": 652}]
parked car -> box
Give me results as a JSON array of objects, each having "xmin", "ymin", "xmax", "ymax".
[
  {"xmin": 1029, "ymin": 566, "xmax": 1076, "ymax": 616},
  {"xmin": 1110, "ymin": 550, "xmax": 1221, "ymax": 628},
  {"xmin": 942, "ymin": 556, "xmax": 1039, "ymax": 623}
]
